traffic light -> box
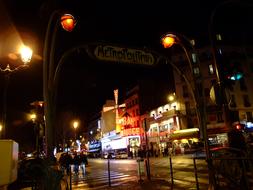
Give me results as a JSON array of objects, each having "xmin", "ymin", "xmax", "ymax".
[
  {"xmin": 215, "ymin": 54, "xmax": 244, "ymax": 94},
  {"xmin": 234, "ymin": 123, "xmax": 245, "ymax": 131},
  {"xmin": 225, "ymin": 62, "xmax": 243, "ymax": 81}
]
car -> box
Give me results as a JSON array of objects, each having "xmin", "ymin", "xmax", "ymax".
[
  {"xmin": 103, "ymin": 152, "xmax": 116, "ymax": 159},
  {"xmin": 116, "ymin": 152, "xmax": 128, "ymax": 159}
]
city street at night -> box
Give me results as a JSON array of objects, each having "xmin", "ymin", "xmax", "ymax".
[
  {"xmin": 67, "ymin": 155, "xmax": 208, "ymax": 190},
  {"xmin": 1, "ymin": 0, "xmax": 253, "ymax": 190}
]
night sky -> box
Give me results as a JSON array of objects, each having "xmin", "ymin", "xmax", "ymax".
[{"xmin": 1, "ymin": 0, "xmax": 253, "ymax": 141}]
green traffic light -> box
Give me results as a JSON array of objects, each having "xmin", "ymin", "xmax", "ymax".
[{"xmin": 229, "ymin": 72, "xmax": 243, "ymax": 81}]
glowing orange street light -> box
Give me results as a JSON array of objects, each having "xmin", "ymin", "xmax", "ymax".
[
  {"xmin": 161, "ymin": 34, "xmax": 177, "ymax": 48},
  {"xmin": 60, "ymin": 14, "xmax": 76, "ymax": 32}
]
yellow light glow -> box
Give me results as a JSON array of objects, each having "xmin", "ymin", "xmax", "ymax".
[
  {"xmin": 19, "ymin": 45, "xmax": 33, "ymax": 64},
  {"xmin": 30, "ymin": 113, "xmax": 36, "ymax": 120},
  {"xmin": 181, "ymin": 139, "xmax": 188, "ymax": 143},
  {"xmin": 168, "ymin": 94, "xmax": 175, "ymax": 101},
  {"xmin": 73, "ymin": 121, "xmax": 79, "ymax": 129},
  {"xmin": 0, "ymin": 124, "xmax": 2, "ymax": 131},
  {"xmin": 162, "ymin": 36, "xmax": 175, "ymax": 48},
  {"xmin": 173, "ymin": 128, "xmax": 199, "ymax": 134}
]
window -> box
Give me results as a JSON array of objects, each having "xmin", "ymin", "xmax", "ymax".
[
  {"xmin": 180, "ymin": 75, "xmax": 185, "ymax": 82},
  {"xmin": 185, "ymin": 101, "xmax": 191, "ymax": 114},
  {"xmin": 192, "ymin": 53, "xmax": 197, "ymax": 63},
  {"xmin": 136, "ymin": 109, "xmax": 139, "ymax": 116},
  {"xmin": 208, "ymin": 64, "xmax": 215, "ymax": 75},
  {"xmin": 217, "ymin": 112, "xmax": 223, "ymax": 122},
  {"xmin": 193, "ymin": 67, "xmax": 200, "ymax": 76},
  {"xmin": 216, "ymin": 34, "xmax": 222, "ymax": 41},
  {"xmin": 197, "ymin": 82, "xmax": 203, "ymax": 97},
  {"xmin": 243, "ymin": 95, "xmax": 251, "ymax": 107},
  {"xmin": 230, "ymin": 95, "xmax": 236, "ymax": 108},
  {"xmin": 182, "ymin": 85, "xmax": 189, "ymax": 98},
  {"xmin": 211, "ymin": 79, "xmax": 217, "ymax": 85},
  {"xmin": 239, "ymin": 78, "xmax": 247, "ymax": 91},
  {"xmin": 204, "ymin": 88, "xmax": 210, "ymax": 97},
  {"xmin": 246, "ymin": 112, "xmax": 253, "ymax": 122}
]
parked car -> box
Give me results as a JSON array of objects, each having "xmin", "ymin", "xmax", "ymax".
[
  {"xmin": 116, "ymin": 152, "xmax": 128, "ymax": 159},
  {"xmin": 103, "ymin": 152, "xmax": 116, "ymax": 159}
]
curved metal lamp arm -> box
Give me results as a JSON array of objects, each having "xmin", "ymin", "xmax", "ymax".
[{"xmin": 0, "ymin": 64, "xmax": 29, "ymax": 74}]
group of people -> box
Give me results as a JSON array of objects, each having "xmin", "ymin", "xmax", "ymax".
[{"xmin": 58, "ymin": 151, "xmax": 88, "ymax": 175}]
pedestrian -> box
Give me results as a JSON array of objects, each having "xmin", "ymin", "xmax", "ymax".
[
  {"xmin": 79, "ymin": 152, "xmax": 88, "ymax": 174},
  {"xmin": 59, "ymin": 153, "xmax": 66, "ymax": 174},
  {"xmin": 73, "ymin": 153, "xmax": 80, "ymax": 175}
]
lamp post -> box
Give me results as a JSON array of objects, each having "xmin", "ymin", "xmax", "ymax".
[
  {"xmin": 43, "ymin": 10, "xmax": 76, "ymax": 158},
  {"xmin": 30, "ymin": 113, "xmax": 39, "ymax": 155},
  {"xmin": 30, "ymin": 100, "xmax": 44, "ymax": 154},
  {"xmin": 0, "ymin": 45, "xmax": 33, "ymax": 139},
  {"xmin": 161, "ymin": 32, "xmax": 216, "ymax": 188},
  {"xmin": 161, "ymin": 33, "xmax": 206, "ymax": 143}
]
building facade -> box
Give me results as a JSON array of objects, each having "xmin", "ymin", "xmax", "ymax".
[{"xmin": 171, "ymin": 35, "xmax": 253, "ymax": 147}]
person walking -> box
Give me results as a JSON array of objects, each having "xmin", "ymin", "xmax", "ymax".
[
  {"xmin": 59, "ymin": 152, "xmax": 72, "ymax": 175},
  {"xmin": 73, "ymin": 153, "xmax": 80, "ymax": 175},
  {"xmin": 79, "ymin": 152, "xmax": 88, "ymax": 174}
]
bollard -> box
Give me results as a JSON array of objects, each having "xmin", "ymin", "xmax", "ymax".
[
  {"xmin": 169, "ymin": 156, "xmax": 174, "ymax": 187},
  {"xmin": 137, "ymin": 158, "xmax": 144, "ymax": 182},
  {"xmin": 107, "ymin": 158, "xmax": 111, "ymax": 187},
  {"xmin": 193, "ymin": 157, "xmax": 199, "ymax": 190},
  {"xmin": 144, "ymin": 158, "xmax": 151, "ymax": 180},
  {"xmin": 69, "ymin": 165, "xmax": 72, "ymax": 190}
]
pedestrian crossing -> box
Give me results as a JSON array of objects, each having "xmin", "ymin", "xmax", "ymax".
[{"xmin": 71, "ymin": 169, "xmax": 137, "ymax": 189}]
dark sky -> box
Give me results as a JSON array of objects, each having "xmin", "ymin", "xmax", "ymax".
[{"xmin": 1, "ymin": 0, "xmax": 253, "ymax": 135}]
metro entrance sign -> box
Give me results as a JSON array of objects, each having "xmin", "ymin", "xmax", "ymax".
[{"xmin": 92, "ymin": 44, "xmax": 157, "ymax": 65}]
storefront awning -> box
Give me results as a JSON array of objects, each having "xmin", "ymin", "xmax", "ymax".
[{"xmin": 170, "ymin": 128, "xmax": 199, "ymax": 141}]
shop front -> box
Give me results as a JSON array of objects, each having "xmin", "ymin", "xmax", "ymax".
[
  {"xmin": 169, "ymin": 128, "xmax": 201, "ymax": 154},
  {"xmin": 207, "ymin": 123, "xmax": 229, "ymax": 148},
  {"xmin": 101, "ymin": 132, "xmax": 141, "ymax": 158}
]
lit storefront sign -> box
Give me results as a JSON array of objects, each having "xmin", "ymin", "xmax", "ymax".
[
  {"xmin": 121, "ymin": 127, "xmax": 141, "ymax": 137},
  {"xmin": 102, "ymin": 137, "xmax": 127, "ymax": 151}
]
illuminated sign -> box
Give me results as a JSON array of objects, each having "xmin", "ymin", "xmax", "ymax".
[
  {"xmin": 121, "ymin": 127, "xmax": 141, "ymax": 137},
  {"xmin": 154, "ymin": 114, "xmax": 163, "ymax": 120},
  {"xmin": 94, "ymin": 45, "xmax": 155, "ymax": 65}
]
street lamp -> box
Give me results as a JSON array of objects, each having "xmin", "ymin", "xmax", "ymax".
[
  {"xmin": 30, "ymin": 112, "xmax": 40, "ymax": 154},
  {"xmin": 43, "ymin": 10, "xmax": 76, "ymax": 158},
  {"xmin": 0, "ymin": 45, "xmax": 33, "ymax": 139},
  {"xmin": 72, "ymin": 120, "xmax": 79, "ymax": 140},
  {"xmin": 161, "ymin": 33, "xmax": 203, "ymax": 138},
  {"xmin": 167, "ymin": 93, "xmax": 176, "ymax": 102},
  {"xmin": 161, "ymin": 32, "xmax": 213, "ymax": 186}
]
